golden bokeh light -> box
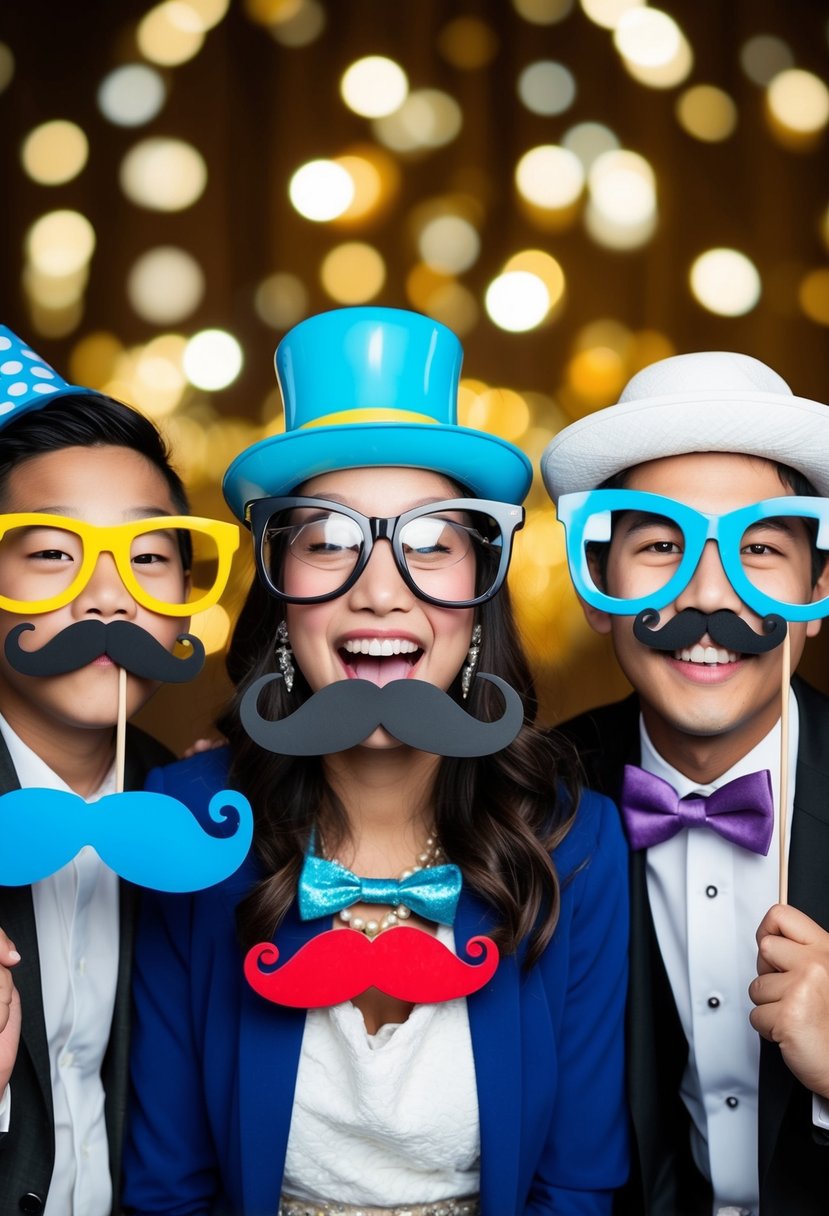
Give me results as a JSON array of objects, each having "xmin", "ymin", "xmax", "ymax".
[
  {"xmin": 566, "ymin": 346, "xmax": 627, "ymax": 408},
  {"xmin": 320, "ymin": 242, "xmax": 386, "ymax": 303},
  {"xmin": 689, "ymin": 248, "xmax": 761, "ymax": 316},
  {"xmin": 515, "ymin": 145, "xmax": 585, "ymax": 210},
  {"xmin": 340, "ymin": 56, "xmax": 408, "ymax": 119},
  {"xmin": 137, "ymin": 2, "xmax": 206, "ymax": 66},
  {"xmin": 799, "ymin": 269, "xmax": 829, "ymax": 326},
  {"xmin": 183, "ymin": 329, "xmax": 244, "ymax": 392},
  {"xmin": 485, "ymin": 271, "xmax": 551, "ymax": 332},
  {"xmin": 676, "ymin": 85, "xmax": 738, "ymax": 142},
  {"xmin": 22, "ymin": 121, "xmax": 89, "ymax": 186},
  {"xmin": 266, "ymin": 0, "xmax": 326, "ymax": 46},
  {"xmin": 464, "ymin": 387, "xmax": 532, "ymax": 443},
  {"xmin": 580, "ymin": 0, "xmax": 644, "ymax": 31},
  {"xmin": 333, "ymin": 146, "xmax": 400, "ymax": 223},
  {"xmin": 0, "ymin": 42, "xmax": 14, "ymax": 94},
  {"xmin": 512, "ymin": 0, "xmax": 573, "ymax": 23},
  {"xmin": 740, "ymin": 34, "xmax": 794, "ymax": 87},
  {"xmin": 504, "ymin": 250, "xmax": 566, "ymax": 313},
  {"xmin": 254, "ymin": 273, "xmax": 309, "ymax": 331},
  {"xmin": 766, "ymin": 69, "xmax": 829, "ymax": 145},
  {"xmin": 437, "ymin": 17, "xmax": 499, "ymax": 70},
  {"xmin": 289, "ymin": 159, "xmax": 354, "ymax": 221},
  {"xmin": 418, "ymin": 215, "xmax": 480, "ymax": 274},
  {"xmin": 23, "ymin": 265, "xmax": 89, "ymax": 310},
  {"xmin": 373, "ymin": 89, "xmax": 462, "ymax": 153},
  {"xmin": 27, "ymin": 210, "xmax": 96, "ymax": 277},
  {"xmin": 127, "ymin": 246, "xmax": 205, "ymax": 324},
  {"xmin": 69, "ymin": 332, "xmax": 124, "ymax": 388},
  {"xmin": 562, "ymin": 121, "xmax": 619, "ymax": 169},
  {"xmin": 120, "ymin": 138, "xmax": 208, "ymax": 211}
]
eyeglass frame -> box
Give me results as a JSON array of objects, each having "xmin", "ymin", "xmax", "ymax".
[
  {"xmin": 556, "ymin": 488, "xmax": 829, "ymax": 622},
  {"xmin": 0, "ymin": 513, "xmax": 240, "ymax": 616},
  {"xmin": 246, "ymin": 495, "xmax": 525, "ymax": 608}
]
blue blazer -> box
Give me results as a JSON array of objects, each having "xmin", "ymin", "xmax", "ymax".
[{"xmin": 123, "ymin": 749, "xmax": 629, "ymax": 1215}]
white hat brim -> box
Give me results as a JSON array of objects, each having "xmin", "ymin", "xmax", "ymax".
[{"xmin": 541, "ymin": 389, "xmax": 829, "ymax": 504}]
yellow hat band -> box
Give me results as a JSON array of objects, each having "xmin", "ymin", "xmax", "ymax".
[{"xmin": 299, "ymin": 407, "xmax": 438, "ymax": 429}]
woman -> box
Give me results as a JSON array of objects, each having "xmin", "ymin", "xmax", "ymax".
[{"xmin": 123, "ymin": 307, "xmax": 629, "ymax": 1215}]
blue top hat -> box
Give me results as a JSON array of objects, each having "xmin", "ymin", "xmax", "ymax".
[
  {"xmin": 0, "ymin": 325, "xmax": 99, "ymax": 429},
  {"xmin": 223, "ymin": 307, "xmax": 533, "ymax": 520}
]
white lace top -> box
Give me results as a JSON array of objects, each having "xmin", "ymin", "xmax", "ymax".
[{"xmin": 282, "ymin": 927, "xmax": 480, "ymax": 1205}]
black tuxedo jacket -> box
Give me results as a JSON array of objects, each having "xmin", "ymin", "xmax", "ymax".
[
  {"xmin": 562, "ymin": 676, "xmax": 829, "ymax": 1216},
  {"xmin": 0, "ymin": 726, "xmax": 172, "ymax": 1216}
]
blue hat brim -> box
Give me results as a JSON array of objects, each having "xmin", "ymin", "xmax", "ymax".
[{"xmin": 223, "ymin": 422, "xmax": 533, "ymax": 519}]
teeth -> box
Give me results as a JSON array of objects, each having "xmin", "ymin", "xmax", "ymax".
[
  {"xmin": 674, "ymin": 647, "xmax": 740, "ymax": 665},
  {"xmin": 342, "ymin": 638, "xmax": 419, "ymax": 656}
]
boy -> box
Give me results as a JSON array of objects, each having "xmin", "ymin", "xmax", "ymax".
[
  {"xmin": 543, "ymin": 351, "xmax": 829, "ymax": 1215},
  {"xmin": 0, "ymin": 328, "xmax": 192, "ymax": 1214}
]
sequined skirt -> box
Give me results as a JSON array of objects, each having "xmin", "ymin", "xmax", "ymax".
[{"xmin": 278, "ymin": 1194, "xmax": 480, "ymax": 1216}]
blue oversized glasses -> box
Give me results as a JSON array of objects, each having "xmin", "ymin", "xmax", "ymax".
[{"xmin": 556, "ymin": 489, "xmax": 829, "ymax": 622}]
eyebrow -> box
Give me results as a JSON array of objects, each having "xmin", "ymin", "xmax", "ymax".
[
  {"xmin": 614, "ymin": 511, "xmax": 680, "ymax": 536},
  {"xmin": 23, "ymin": 507, "xmax": 176, "ymax": 521}
]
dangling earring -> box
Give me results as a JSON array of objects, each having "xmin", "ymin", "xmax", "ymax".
[
  {"xmin": 461, "ymin": 624, "xmax": 482, "ymax": 700},
  {"xmin": 275, "ymin": 619, "xmax": 295, "ymax": 693}
]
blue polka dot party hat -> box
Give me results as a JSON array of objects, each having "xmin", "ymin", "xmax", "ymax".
[{"xmin": 0, "ymin": 325, "xmax": 98, "ymax": 429}]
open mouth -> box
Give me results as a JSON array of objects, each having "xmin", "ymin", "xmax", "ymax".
[
  {"xmin": 339, "ymin": 637, "xmax": 423, "ymax": 686},
  {"xmin": 673, "ymin": 644, "xmax": 740, "ymax": 666}
]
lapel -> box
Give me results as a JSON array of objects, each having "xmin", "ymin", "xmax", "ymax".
[
  {"xmin": 237, "ymin": 899, "xmax": 316, "ymax": 1214},
  {"xmin": 236, "ymin": 885, "xmax": 522, "ymax": 1216},
  {"xmin": 456, "ymin": 885, "xmax": 522, "ymax": 1216},
  {"xmin": 0, "ymin": 732, "xmax": 53, "ymax": 1117},
  {"xmin": 758, "ymin": 678, "xmax": 829, "ymax": 1186}
]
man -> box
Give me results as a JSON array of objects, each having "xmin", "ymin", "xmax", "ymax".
[
  {"xmin": 0, "ymin": 327, "xmax": 194, "ymax": 1215},
  {"xmin": 542, "ymin": 351, "xmax": 829, "ymax": 1216}
]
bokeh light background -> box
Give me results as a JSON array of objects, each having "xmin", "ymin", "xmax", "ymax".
[{"xmin": 2, "ymin": 0, "xmax": 829, "ymax": 749}]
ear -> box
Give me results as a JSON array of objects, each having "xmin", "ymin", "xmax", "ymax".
[{"xmin": 578, "ymin": 593, "xmax": 613, "ymax": 636}]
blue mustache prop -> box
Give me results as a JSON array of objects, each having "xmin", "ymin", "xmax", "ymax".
[{"xmin": 0, "ymin": 786, "xmax": 253, "ymax": 891}]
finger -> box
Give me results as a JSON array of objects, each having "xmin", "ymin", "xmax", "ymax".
[
  {"xmin": 756, "ymin": 932, "xmax": 806, "ymax": 975},
  {"xmin": 749, "ymin": 970, "xmax": 788, "ymax": 1007},
  {"xmin": 749, "ymin": 1003, "xmax": 778, "ymax": 1042},
  {"xmin": 0, "ymin": 930, "xmax": 21, "ymax": 968},
  {"xmin": 756, "ymin": 903, "xmax": 822, "ymax": 949}
]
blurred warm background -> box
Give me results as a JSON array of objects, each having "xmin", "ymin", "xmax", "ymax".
[{"xmin": 2, "ymin": 0, "xmax": 829, "ymax": 753}]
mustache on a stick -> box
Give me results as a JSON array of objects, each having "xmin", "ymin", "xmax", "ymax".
[
  {"xmin": 5, "ymin": 619, "xmax": 205, "ymax": 682},
  {"xmin": 239, "ymin": 672, "xmax": 524, "ymax": 757},
  {"xmin": 244, "ymin": 925, "xmax": 499, "ymax": 1008},
  {"xmin": 632, "ymin": 608, "xmax": 786, "ymax": 655}
]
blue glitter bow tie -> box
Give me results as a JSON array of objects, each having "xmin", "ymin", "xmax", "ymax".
[{"xmin": 297, "ymin": 853, "xmax": 463, "ymax": 925}]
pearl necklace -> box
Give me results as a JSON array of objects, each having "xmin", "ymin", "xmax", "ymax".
[{"xmin": 336, "ymin": 831, "xmax": 443, "ymax": 939}]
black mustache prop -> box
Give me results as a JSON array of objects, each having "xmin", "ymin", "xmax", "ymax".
[
  {"xmin": 240, "ymin": 672, "xmax": 524, "ymax": 757},
  {"xmin": 5, "ymin": 619, "xmax": 205, "ymax": 682},
  {"xmin": 632, "ymin": 608, "xmax": 787, "ymax": 655}
]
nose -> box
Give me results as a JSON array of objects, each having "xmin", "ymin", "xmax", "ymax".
[
  {"xmin": 347, "ymin": 538, "xmax": 414, "ymax": 614},
  {"xmin": 71, "ymin": 552, "xmax": 137, "ymax": 620},
  {"xmin": 674, "ymin": 539, "xmax": 744, "ymax": 616}
]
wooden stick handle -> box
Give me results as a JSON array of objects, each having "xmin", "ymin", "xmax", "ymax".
[
  {"xmin": 115, "ymin": 667, "xmax": 127, "ymax": 795},
  {"xmin": 778, "ymin": 631, "xmax": 791, "ymax": 906}
]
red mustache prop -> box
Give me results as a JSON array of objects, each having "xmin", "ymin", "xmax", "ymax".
[{"xmin": 244, "ymin": 925, "xmax": 499, "ymax": 1008}]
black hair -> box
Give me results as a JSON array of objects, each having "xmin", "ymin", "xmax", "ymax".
[
  {"xmin": 0, "ymin": 393, "xmax": 192, "ymax": 565},
  {"xmin": 0, "ymin": 393, "xmax": 189, "ymax": 512}
]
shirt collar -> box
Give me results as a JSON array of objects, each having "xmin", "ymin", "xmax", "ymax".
[{"xmin": 0, "ymin": 711, "xmax": 116, "ymax": 800}]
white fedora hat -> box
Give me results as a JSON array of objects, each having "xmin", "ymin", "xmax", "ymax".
[{"xmin": 541, "ymin": 351, "xmax": 829, "ymax": 504}]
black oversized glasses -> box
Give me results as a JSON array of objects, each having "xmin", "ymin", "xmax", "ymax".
[{"xmin": 247, "ymin": 496, "xmax": 525, "ymax": 607}]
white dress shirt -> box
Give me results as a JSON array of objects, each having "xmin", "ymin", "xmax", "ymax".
[
  {"xmin": 283, "ymin": 923, "xmax": 480, "ymax": 1205},
  {"xmin": 639, "ymin": 693, "xmax": 798, "ymax": 1216},
  {"xmin": 0, "ymin": 713, "xmax": 119, "ymax": 1216}
]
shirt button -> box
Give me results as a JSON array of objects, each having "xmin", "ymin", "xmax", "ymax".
[
  {"xmin": 708, "ymin": 995, "xmax": 721, "ymax": 1009},
  {"xmin": 706, "ymin": 885, "xmax": 718, "ymax": 898},
  {"xmin": 77, "ymin": 957, "xmax": 87, "ymax": 975},
  {"xmin": 60, "ymin": 1052, "xmax": 75, "ymax": 1069},
  {"xmin": 726, "ymin": 1095, "xmax": 739, "ymax": 1109}
]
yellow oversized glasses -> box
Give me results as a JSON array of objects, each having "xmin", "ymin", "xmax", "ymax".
[{"xmin": 0, "ymin": 514, "xmax": 239, "ymax": 616}]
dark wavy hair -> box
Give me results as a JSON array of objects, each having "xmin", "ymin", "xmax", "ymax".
[{"xmin": 222, "ymin": 557, "xmax": 581, "ymax": 968}]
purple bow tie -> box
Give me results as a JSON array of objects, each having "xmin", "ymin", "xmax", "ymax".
[{"xmin": 620, "ymin": 765, "xmax": 774, "ymax": 855}]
